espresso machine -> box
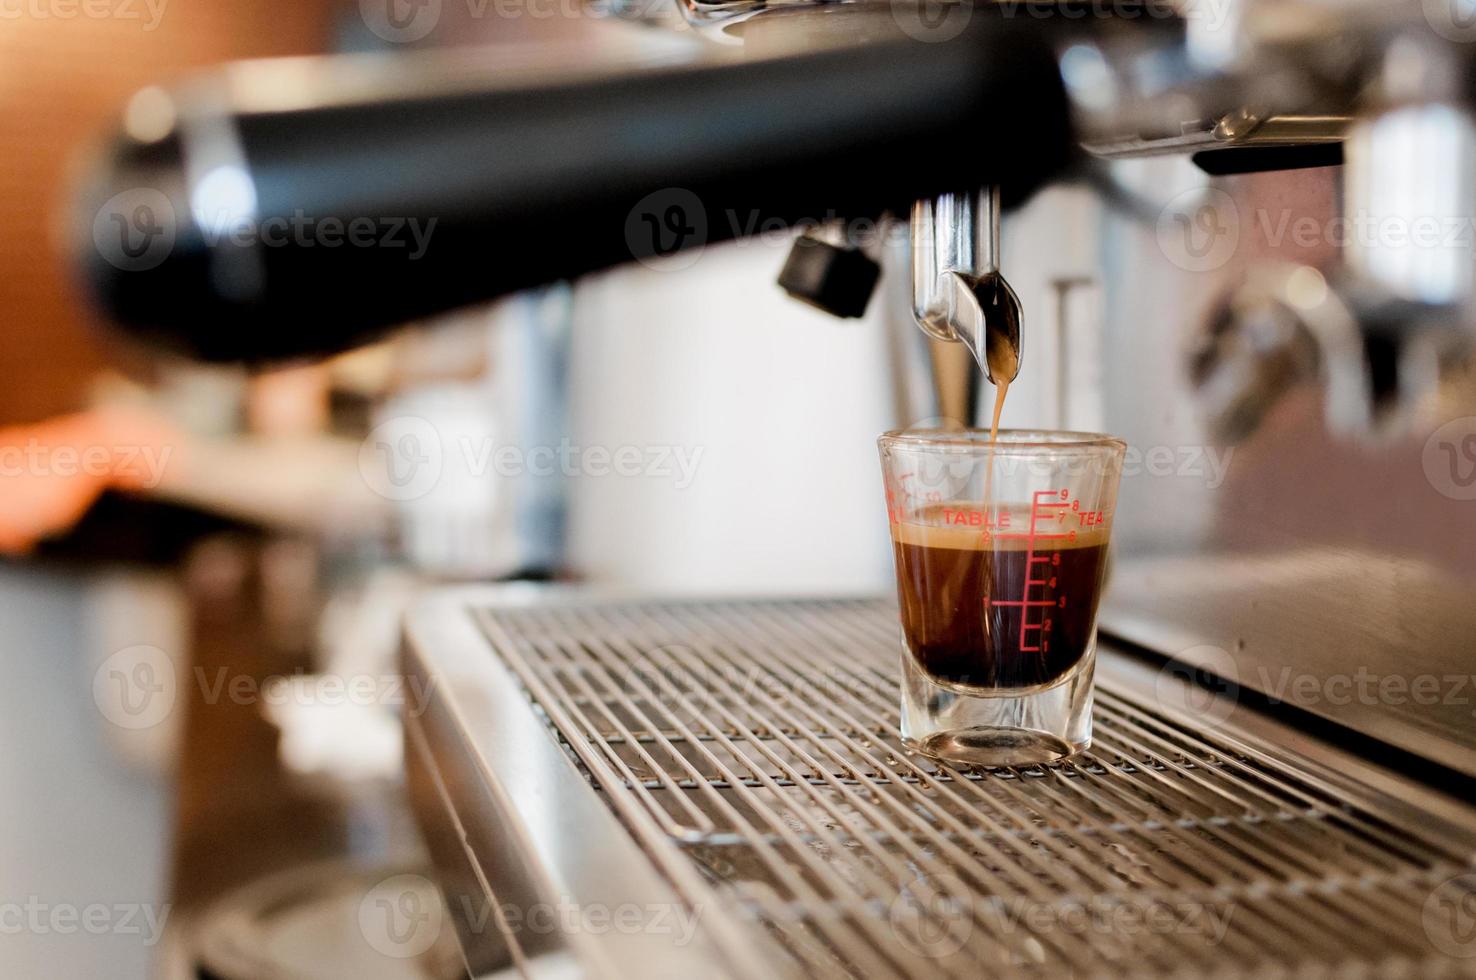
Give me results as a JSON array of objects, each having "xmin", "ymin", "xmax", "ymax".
[{"xmin": 74, "ymin": 0, "xmax": 1476, "ymax": 975}]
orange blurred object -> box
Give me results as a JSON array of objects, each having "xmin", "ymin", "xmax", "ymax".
[{"xmin": 0, "ymin": 406, "xmax": 180, "ymax": 554}]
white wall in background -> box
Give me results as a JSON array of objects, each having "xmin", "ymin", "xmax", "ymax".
[
  {"xmin": 566, "ymin": 240, "xmax": 896, "ymax": 595},
  {"xmin": 997, "ymin": 184, "xmax": 1107, "ymax": 435}
]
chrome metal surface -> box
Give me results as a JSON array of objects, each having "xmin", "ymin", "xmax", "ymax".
[
  {"xmin": 1191, "ymin": 263, "xmax": 1376, "ymax": 443},
  {"xmin": 1080, "ymin": 154, "xmax": 1476, "ymax": 776},
  {"xmin": 408, "ymin": 589, "xmax": 1476, "ymax": 979},
  {"xmin": 1076, "ymin": 113, "xmax": 1352, "ymax": 160},
  {"xmin": 911, "ymin": 187, "xmax": 1022, "ymax": 386},
  {"xmin": 1055, "ymin": 4, "xmax": 1476, "ymax": 445},
  {"xmin": 402, "ymin": 588, "xmax": 776, "ymax": 980}
]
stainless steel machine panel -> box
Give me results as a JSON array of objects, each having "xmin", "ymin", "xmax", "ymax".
[
  {"xmin": 1085, "ymin": 162, "xmax": 1476, "ymax": 777},
  {"xmin": 404, "ymin": 590, "xmax": 1476, "ymax": 979}
]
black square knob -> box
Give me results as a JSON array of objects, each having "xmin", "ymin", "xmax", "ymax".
[{"xmin": 778, "ymin": 236, "xmax": 882, "ymax": 319}]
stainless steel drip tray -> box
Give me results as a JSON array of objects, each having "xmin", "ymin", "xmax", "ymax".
[{"xmin": 401, "ymin": 588, "xmax": 1476, "ymax": 980}]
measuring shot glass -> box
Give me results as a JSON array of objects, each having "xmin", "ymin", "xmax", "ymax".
[{"xmin": 878, "ymin": 430, "xmax": 1126, "ymax": 766}]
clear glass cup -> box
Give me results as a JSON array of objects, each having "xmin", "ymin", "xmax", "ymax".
[{"xmin": 877, "ymin": 429, "xmax": 1126, "ymax": 766}]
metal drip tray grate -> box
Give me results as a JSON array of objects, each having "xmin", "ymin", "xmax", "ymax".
[{"xmin": 470, "ymin": 596, "xmax": 1476, "ymax": 978}]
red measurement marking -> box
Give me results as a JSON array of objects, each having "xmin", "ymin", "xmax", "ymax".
[
  {"xmin": 981, "ymin": 489, "xmax": 1084, "ymax": 650},
  {"xmin": 1018, "ymin": 489, "xmax": 1069, "ymax": 651}
]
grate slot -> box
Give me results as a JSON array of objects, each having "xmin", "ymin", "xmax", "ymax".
[{"xmin": 473, "ymin": 598, "xmax": 1476, "ymax": 979}]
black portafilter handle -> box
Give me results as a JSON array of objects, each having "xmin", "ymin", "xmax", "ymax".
[{"xmin": 74, "ymin": 23, "xmax": 1075, "ymax": 362}]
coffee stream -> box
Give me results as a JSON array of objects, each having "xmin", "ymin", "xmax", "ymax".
[
  {"xmin": 981, "ymin": 270, "xmax": 1021, "ymax": 444},
  {"xmin": 990, "ymin": 377, "xmax": 1009, "ymax": 445},
  {"xmin": 982, "ymin": 272, "xmax": 1017, "ymax": 516}
]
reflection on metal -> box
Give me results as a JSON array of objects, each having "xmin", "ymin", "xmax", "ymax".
[
  {"xmin": 911, "ymin": 187, "xmax": 1023, "ymax": 387},
  {"xmin": 1082, "ymin": 112, "xmax": 1353, "ymax": 160},
  {"xmin": 1056, "ymin": 35, "xmax": 1352, "ymax": 161},
  {"xmin": 1193, "ymin": 263, "xmax": 1370, "ymax": 442},
  {"xmin": 1345, "ymin": 104, "xmax": 1476, "ymax": 308}
]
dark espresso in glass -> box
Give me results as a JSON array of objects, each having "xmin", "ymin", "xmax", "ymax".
[{"xmin": 891, "ymin": 508, "xmax": 1110, "ymax": 692}]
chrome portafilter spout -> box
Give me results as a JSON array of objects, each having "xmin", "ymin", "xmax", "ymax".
[{"xmin": 911, "ymin": 186, "xmax": 1023, "ymax": 425}]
